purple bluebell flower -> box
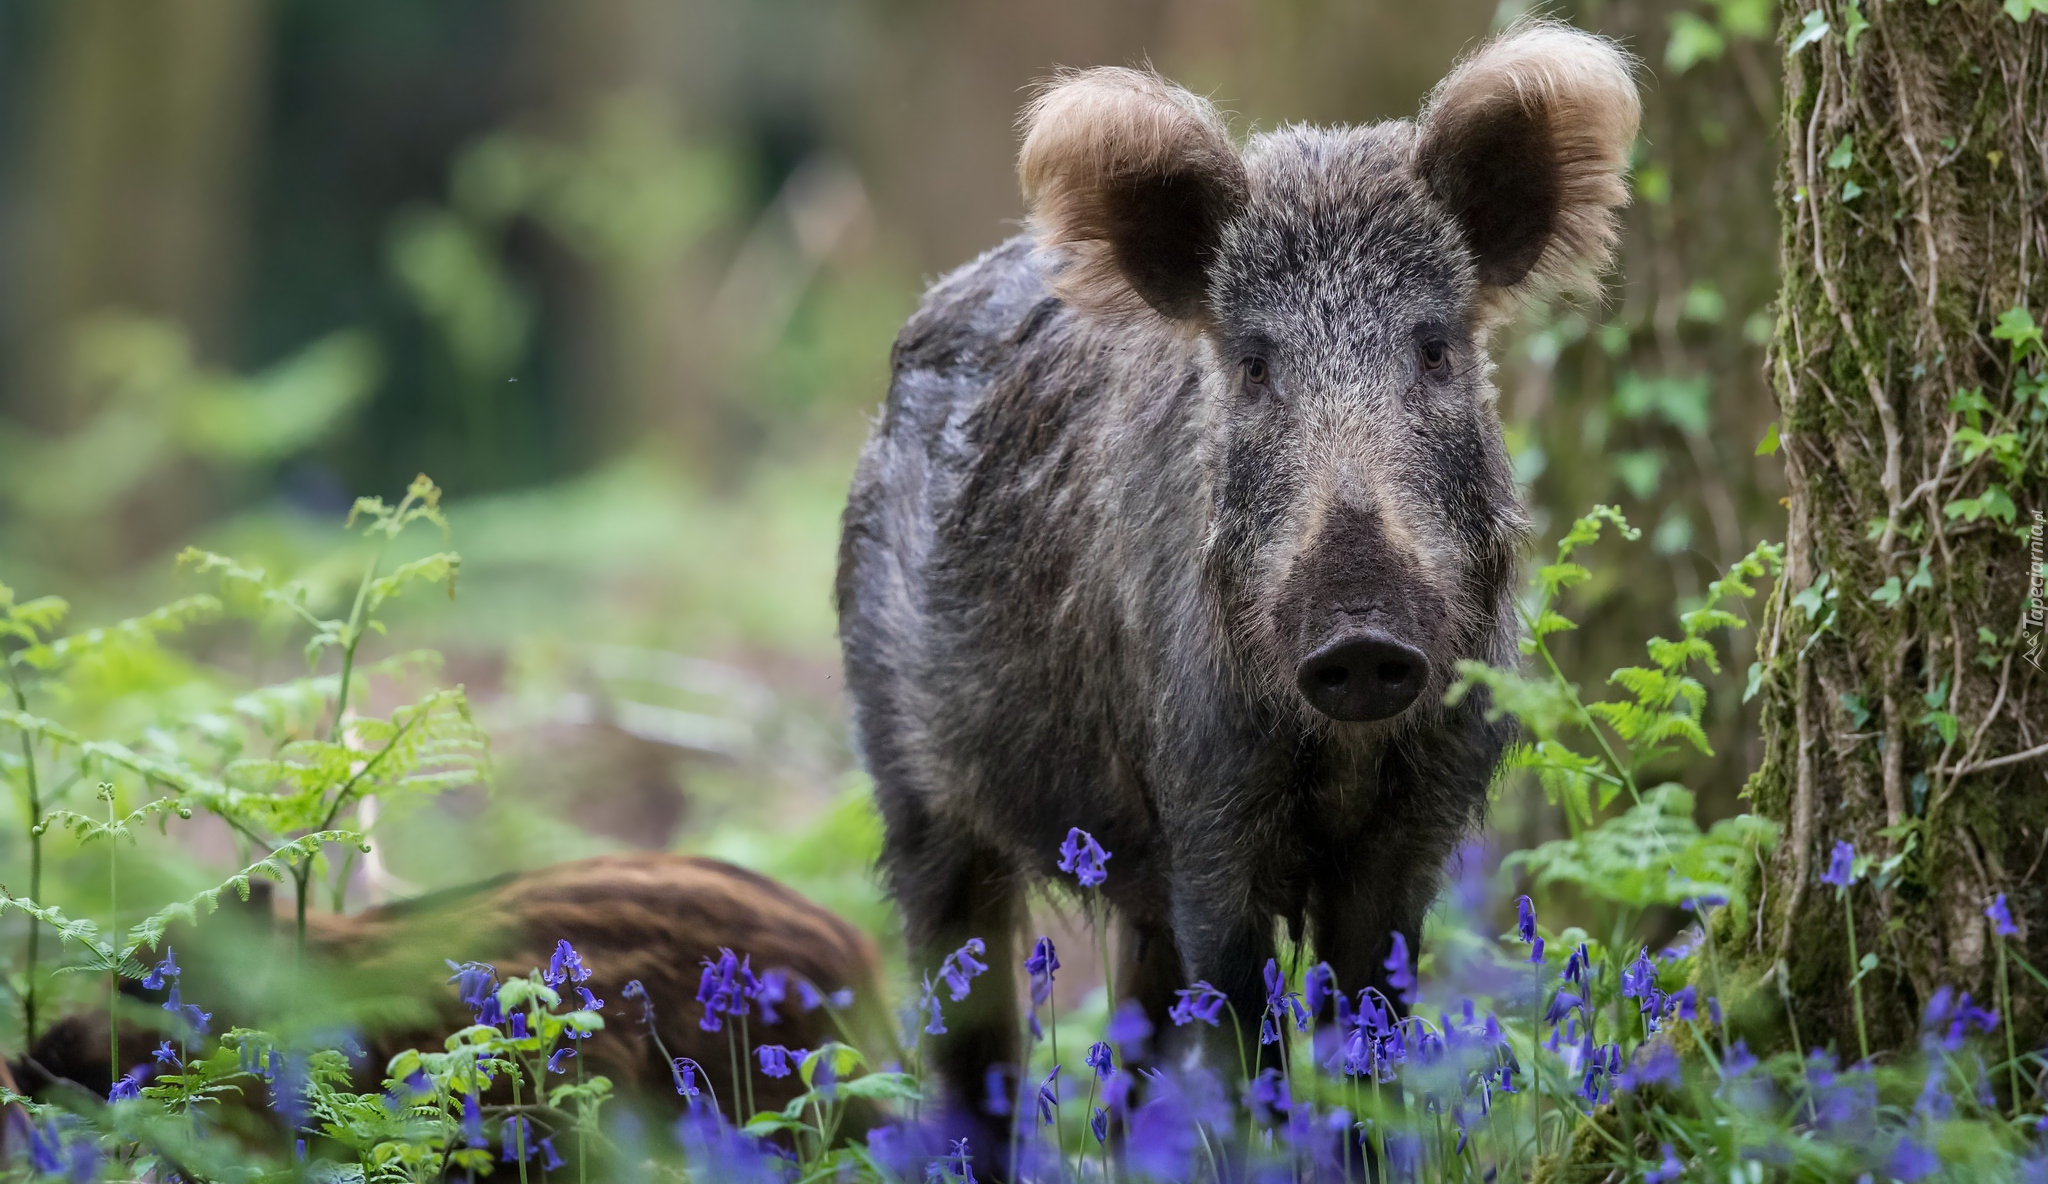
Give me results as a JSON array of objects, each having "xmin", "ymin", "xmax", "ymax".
[
  {"xmin": 153, "ymin": 1040, "xmax": 179, "ymax": 1068},
  {"xmin": 917, "ymin": 973, "xmax": 948, "ymax": 1036},
  {"xmin": 1383, "ymin": 932, "xmax": 1416, "ymax": 1005},
  {"xmin": 446, "ymin": 961, "xmax": 503, "ymax": 1027},
  {"xmin": 1107, "ymin": 998, "xmax": 1153, "ymax": 1058},
  {"xmin": 508, "ymin": 1011, "xmax": 530, "ymax": 1040},
  {"xmin": 938, "ymin": 938, "xmax": 988, "ymax": 1002},
  {"xmin": 938, "ymin": 1137, "xmax": 979, "ymax": 1183},
  {"xmin": 1820, "ymin": 840, "xmax": 1858, "ymax": 889},
  {"xmin": 501, "ymin": 1116, "xmax": 532, "ymax": 1163},
  {"xmin": 142, "ymin": 948, "xmax": 179, "ymax": 991},
  {"xmin": 576, "ymin": 985, "xmax": 602, "ymax": 1011},
  {"xmin": 1514, "ymin": 895, "xmax": 1536, "ymax": 944},
  {"xmin": 696, "ymin": 948, "xmax": 749, "ymax": 1032},
  {"xmin": 1525, "ymin": 934, "xmax": 1545, "ymax": 964},
  {"xmin": 1246, "ymin": 1068, "xmax": 1290, "ymax": 1125},
  {"xmin": 460, "ymin": 1090, "xmax": 484, "ymax": 1148},
  {"xmin": 28, "ymin": 1118, "xmax": 65, "ymax": 1174},
  {"xmin": 1025, "ymin": 937, "xmax": 1059, "ymax": 1007},
  {"xmin": 545, "ymin": 939, "xmax": 592, "ymax": 986},
  {"xmin": 1719, "ymin": 1039, "xmax": 1757, "ymax": 1078},
  {"xmin": 547, "ymin": 1046, "xmax": 575, "ymax": 1074},
  {"xmin": 108, "ymin": 1068, "xmax": 147, "ymax": 1102},
  {"xmin": 753, "ymin": 969, "xmax": 787, "ymax": 1024},
  {"xmin": 983, "ymin": 1064, "xmax": 1013, "ymax": 1116},
  {"xmin": 184, "ymin": 1003, "xmax": 213, "ymax": 1035},
  {"xmin": 1665, "ymin": 985, "xmax": 1698, "ymax": 1022},
  {"xmin": 1644, "ymin": 1144, "xmax": 1684, "ymax": 1183},
  {"xmin": 1889, "ymin": 1137, "xmax": 1940, "ymax": 1182},
  {"xmin": 1544, "ymin": 989, "xmax": 1583, "ymax": 1026},
  {"xmin": 1169, "ymin": 981, "xmax": 1227, "ymax": 1027},
  {"xmin": 670, "ymin": 1057, "xmax": 702, "ymax": 1099},
  {"xmin": 1682, "ymin": 893, "xmax": 1728, "ymax": 913},
  {"xmin": 538, "ymin": 1137, "xmax": 565, "ymax": 1171},
  {"xmin": 1988, "ymin": 893, "xmax": 2019, "ymax": 938},
  {"xmin": 1056, "ymin": 827, "xmax": 1112, "ymax": 887},
  {"xmin": 1035, "ymin": 1065, "xmax": 1061, "ymax": 1126},
  {"xmin": 828, "ymin": 987, "xmax": 853, "ymax": 1008},
  {"xmin": 1618, "ymin": 1042, "xmax": 1681, "ymax": 1092},
  {"xmin": 756, "ymin": 1044, "xmax": 799, "ymax": 1079},
  {"xmin": 1303, "ymin": 961, "xmax": 1336, "ymax": 1015},
  {"xmin": 1091, "ymin": 1106, "xmax": 1109, "ymax": 1144},
  {"xmin": 1563, "ymin": 942, "xmax": 1591, "ymax": 988},
  {"xmin": 1085, "ymin": 1041, "xmax": 1114, "ymax": 1078}
]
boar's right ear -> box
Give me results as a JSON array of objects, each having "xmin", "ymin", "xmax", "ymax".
[
  {"xmin": 1019, "ymin": 67, "xmax": 1247, "ymax": 323},
  {"xmin": 1416, "ymin": 23, "xmax": 1640, "ymax": 309}
]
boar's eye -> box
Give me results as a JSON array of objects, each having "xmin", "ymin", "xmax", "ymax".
[
  {"xmin": 1241, "ymin": 356, "xmax": 1271, "ymax": 394},
  {"xmin": 1418, "ymin": 337, "xmax": 1451, "ymax": 378}
]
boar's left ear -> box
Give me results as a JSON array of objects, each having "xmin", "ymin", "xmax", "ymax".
[
  {"xmin": 1417, "ymin": 23, "xmax": 1640, "ymax": 305},
  {"xmin": 1020, "ymin": 67, "xmax": 1248, "ymax": 323}
]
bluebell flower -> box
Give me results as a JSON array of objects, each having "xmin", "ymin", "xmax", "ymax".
[
  {"xmin": 1383, "ymin": 932, "xmax": 1416, "ymax": 1005},
  {"xmin": 508, "ymin": 1011, "xmax": 530, "ymax": 1040},
  {"xmin": 142, "ymin": 948, "xmax": 179, "ymax": 991},
  {"xmin": 548, "ymin": 1046, "xmax": 575, "ymax": 1074},
  {"xmin": 1085, "ymin": 1040, "xmax": 1114, "ymax": 1078},
  {"xmin": 153, "ymin": 1040, "xmax": 179, "ymax": 1068},
  {"xmin": 1544, "ymin": 989, "xmax": 1583, "ymax": 1026},
  {"xmin": 756, "ymin": 1044, "xmax": 799, "ymax": 1079},
  {"xmin": 1913, "ymin": 1064, "xmax": 1952, "ymax": 1121},
  {"xmin": 1564, "ymin": 943, "xmax": 1591, "ymax": 988},
  {"xmin": 576, "ymin": 985, "xmax": 603, "ymax": 1011},
  {"xmin": 1056, "ymin": 827, "xmax": 1112, "ymax": 887},
  {"xmin": 918, "ymin": 974, "xmax": 947, "ymax": 1036},
  {"xmin": 1888, "ymin": 1137, "xmax": 1939, "ymax": 1182},
  {"xmin": 1988, "ymin": 893, "xmax": 2019, "ymax": 938},
  {"xmin": 938, "ymin": 938, "xmax": 988, "ymax": 1001},
  {"xmin": 696, "ymin": 948, "xmax": 749, "ymax": 1032},
  {"xmin": 622, "ymin": 978, "xmax": 658, "ymax": 1030},
  {"xmin": 28, "ymin": 1118, "xmax": 65, "ymax": 1174},
  {"xmin": 1643, "ymin": 1144, "xmax": 1684, "ymax": 1183},
  {"xmin": 538, "ymin": 1137, "xmax": 565, "ymax": 1171},
  {"xmin": 501, "ymin": 1116, "xmax": 532, "ymax": 1163},
  {"xmin": 183, "ymin": 1003, "xmax": 213, "ymax": 1035},
  {"xmin": 1025, "ymin": 937, "xmax": 1059, "ymax": 1007},
  {"xmin": 64, "ymin": 1138, "xmax": 97, "ymax": 1184},
  {"xmin": 108, "ymin": 1068, "xmax": 147, "ymax": 1102},
  {"xmin": 1169, "ymin": 981, "xmax": 1227, "ymax": 1027},
  {"xmin": 446, "ymin": 961, "xmax": 503, "ymax": 1027},
  {"xmin": 1526, "ymin": 935, "xmax": 1545, "ymax": 964},
  {"xmin": 1035, "ymin": 1065, "xmax": 1061, "ymax": 1126},
  {"xmin": 1303, "ymin": 961, "xmax": 1336, "ymax": 1016},
  {"xmin": 1820, "ymin": 840, "xmax": 1858, "ymax": 889},
  {"xmin": 1682, "ymin": 893, "xmax": 1728, "ymax": 913},
  {"xmin": 1514, "ymin": 895, "xmax": 1536, "ymax": 944},
  {"xmin": 1091, "ymin": 1106, "xmax": 1109, "ymax": 1144},
  {"xmin": 983, "ymin": 1064, "xmax": 1013, "ymax": 1116},
  {"xmin": 670, "ymin": 1057, "xmax": 702, "ymax": 1099},
  {"xmin": 1107, "ymin": 998, "xmax": 1153, "ymax": 1058},
  {"xmin": 1246, "ymin": 1068, "xmax": 1290, "ymax": 1125},
  {"xmin": 268, "ymin": 1050, "xmax": 309, "ymax": 1130},
  {"xmin": 1665, "ymin": 985, "xmax": 1698, "ymax": 1022},
  {"xmin": 753, "ymin": 969, "xmax": 787, "ymax": 1024},
  {"xmin": 545, "ymin": 938, "xmax": 592, "ymax": 986},
  {"xmin": 1618, "ymin": 1043, "xmax": 1681, "ymax": 1092},
  {"xmin": 460, "ymin": 1090, "xmax": 485, "ymax": 1147}
]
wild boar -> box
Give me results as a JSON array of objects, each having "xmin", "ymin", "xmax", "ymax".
[
  {"xmin": 836, "ymin": 21, "xmax": 1638, "ymax": 1130},
  {"xmin": 11, "ymin": 853, "xmax": 888, "ymax": 1126}
]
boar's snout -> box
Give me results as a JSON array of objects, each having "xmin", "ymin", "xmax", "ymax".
[{"xmin": 1295, "ymin": 630, "xmax": 1430, "ymax": 722}]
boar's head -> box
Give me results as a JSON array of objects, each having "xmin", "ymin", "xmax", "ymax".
[{"xmin": 1019, "ymin": 24, "xmax": 1639, "ymax": 728}]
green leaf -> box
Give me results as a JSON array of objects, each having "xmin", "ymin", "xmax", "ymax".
[
  {"xmin": 1840, "ymin": 180, "xmax": 1864, "ymax": 202},
  {"xmin": 1904, "ymin": 553, "xmax": 1934, "ymax": 595},
  {"xmin": 1843, "ymin": 0, "xmax": 1869, "ymax": 54},
  {"xmin": 1991, "ymin": 306, "xmax": 2043, "ymax": 359},
  {"xmin": 1665, "ymin": 12, "xmax": 1726, "ymax": 72},
  {"xmin": 1921, "ymin": 709, "xmax": 1958, "ymax": 747},
  {"xmin": 1868, "ymin": 576, "xmax": 1903, "ymax": 608},
  {"xmin": 2006, "ymin": 0, "xmax": 2048, "ymax": 24},
  {"xmin": 1826, "ymin": 135, "xmax": 1855, "ymax": 170},
  {"xmin": 1755, "ymin": 421, "xmax": 1781, "ymax": 455},
  {"xmin": 1789, "ymin": 10, "xmax": 1830, "ymax": 52}
]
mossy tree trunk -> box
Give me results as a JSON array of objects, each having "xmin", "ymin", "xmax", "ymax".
[{"xmin": 1744, "ymin": 0, "xmax": 2047, "ymax": 1059}]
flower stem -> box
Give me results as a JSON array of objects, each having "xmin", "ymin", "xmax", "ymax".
[
  {"xmin": 1842, "ymin": 890, "xmax": 1870, "ymax": 1063},
  {"xmin": 1996, "ymin": 932, "xmax": 2019, "ymax": 1114}
]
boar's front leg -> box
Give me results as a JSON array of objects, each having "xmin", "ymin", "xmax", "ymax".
[
  {"xmin": 1163, "ymin": 842, "xmax": 1276, "ymax": 1075},
  {"xmin": 883, "ymin": 815, "xmax": 1022, "ymax": 1151}
]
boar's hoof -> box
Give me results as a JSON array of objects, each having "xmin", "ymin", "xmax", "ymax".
[{"xmin": 1295, "ymin": 632, "xmax": 1429, "ymax": 722}]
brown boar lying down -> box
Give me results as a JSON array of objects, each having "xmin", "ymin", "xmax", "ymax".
[{"xmin": 11, "ymin": 853, "xmax": 891, "ymax": 1125}]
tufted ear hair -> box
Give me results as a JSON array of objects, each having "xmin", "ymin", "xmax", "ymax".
[
  {"xmin": 1417, "ymin": 22, "xmax": 1640, "ymax": 308},
  {"xmin": 1019, "ymin": 67, "xmax": 1248, "ymax": 322}
]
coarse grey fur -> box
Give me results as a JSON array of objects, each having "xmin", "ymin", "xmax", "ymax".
[{"xmin": 835, "ymin": 22, "xmax": 1638, "ymax": 1139}]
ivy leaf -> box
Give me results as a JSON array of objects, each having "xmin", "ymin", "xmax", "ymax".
[
  {"xmin": 1843, "ymin": 0, "xmax": 1870, "ymax": 54},
  {"xmin": 1826, "ymin": 135, "xmax": 1855, "ymax": 170},
  {"xmin": 1841, "ymin": 180, "xmax": 1864, "ymax": 202},
  {"xmin": 1869, "ymin": 577, "xmax": 1903, "ymax": 608},
  {"xmin": 1921, "ymin": 709, "xmax": 1958, "ymax": 747},
  {"xmin": 1755, "ymin": 421, "xmax": 1781, "ymax": 455},
  {"xmin": 1789, "ymin": 10, "xmax": 1830, "ymax": 52},
  {"xmin": 2005, "ymin": 0, "xmax": 2048, "ymax": 23},
  {"xmin": 1991, "ymin": 306, "xmax": 2043, "ymax": 360},
  {"xmin": 1945, "ymin": 485, "xmax": 2017, "ymax": 525}
]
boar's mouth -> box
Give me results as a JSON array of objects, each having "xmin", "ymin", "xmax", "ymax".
[{"xmin": 1293, "ymin": 629, "xmax": 1431, "ymax": 722}]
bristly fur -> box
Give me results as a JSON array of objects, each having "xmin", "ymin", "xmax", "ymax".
[
  {"xmin": 1417, "ymin": 20, "xmax": 1641, "ymax": 318},
  {"xmin": 841, "ymin": 23, "xmax": 1640, "ymax": 1154},
  {"xmin": 1019, "ymin": 66, "xmax": 1248, "ymax": 322}
]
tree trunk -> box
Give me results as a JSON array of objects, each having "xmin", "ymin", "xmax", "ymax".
[{"xmin": 1743, "ymin": 0, "xmax": 2047, "ymax": 1059}]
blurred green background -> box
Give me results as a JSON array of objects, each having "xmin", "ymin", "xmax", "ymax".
[{"xmin": 0, "ymin": 0, "xmax": 1785, "ymax": 980}]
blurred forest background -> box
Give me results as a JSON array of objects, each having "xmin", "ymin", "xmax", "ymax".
[{"xmin": 0, "ymin": 0, "xmax": 1786, "ymax": 986}]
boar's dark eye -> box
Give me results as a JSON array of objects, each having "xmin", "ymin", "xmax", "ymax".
[
  {"xmin": 1419, "ymin": 337, "xmax": 1450, "ymax": 377},
  {"xmin": 1241, "ymin": 356, "xmax": 1270, "ymax": 394}
]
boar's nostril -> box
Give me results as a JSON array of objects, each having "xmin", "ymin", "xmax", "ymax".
[{"xmin": 1295, "ymin": 633, "xmax": 1430, "ymax": 723}]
